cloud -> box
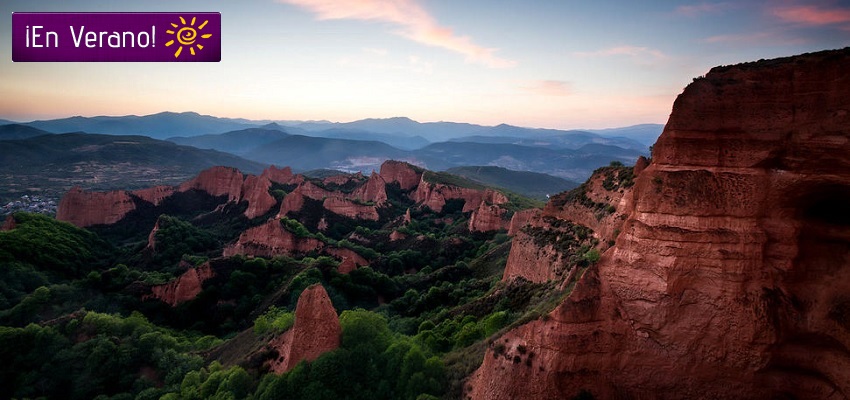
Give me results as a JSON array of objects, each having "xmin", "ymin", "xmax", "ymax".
[
  {"xmin": 278, "ymin": 0, "xmax": 516, "ymax": 68},
  {"xmin": 674, "ymin": 2, "xmax": 734, "ymax": 17},
  {"xmin": 574, "ymin": 46, "xmax": 667, "ymax": 60},
  {"xmin": 522, "ymin": 80, "xmax": 572, "ymax": 97},
  {"xmin": 771, "ymin": 4, "xmax": 850, "ymax": 26}
]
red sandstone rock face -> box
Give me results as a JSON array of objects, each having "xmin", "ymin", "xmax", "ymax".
[
  {"xmin": 149, "ymin": 262, "xmax": 214, "ymax": 306},
  {"xmin": 146, "ymin": 218, "xmax": 160, "ymax": 251},
  {"xmin": 413, "ymin": 177, "xmax": 509, "ymax": 213},
  {"xmin": 633, "ymin": 155, "xmax": 650, "ymax": 176},
  {"xmin": 337, "ymin": 258, "xmax": 357, "ymax": 274},
  {"xmin": 469, "ymin": 49, "xmax": 850, "ymax": 400},
  {"xmin": 223, "ymin": 219, "xmax": 324, "ymax": 258},
  {"xmin": 131, "ymin": 185, "xmax": 175, "ymax": 206},
  {"xmin": 389, "ymin": 230, "xmax": 407, "ymax": 242},
  {"xmin": 179, "ymin": 166, "xmax": 244, "ymax": 202},
  {"xmin": 241, "ymin": 175, "xmax": 276, "ymax": 219},
  {"xmin": 262, "ymin": 165, "xmax": 301, "ymax": 185},
  {"xmin": 298, "ymin": 181, "xmax": 333, "ymax": 201},
  {"xmin": 379, "ymin": 160, "xmax": 422, "ymax": 191},
  {"xmin": 322, "ymin": 197, "xmax": 380, "ymax": 221},
  {"xmin": 1, "ymin": 215, "xmax": 16, "ymax": 231},
  {"xmin": 502, "ymin": 168, "xmax": 632, "ymax": 284},
  {"xmin": 57, "ymin": 187, "xmax": 137, "ymax": 227},
  {"xmin": 352, "ymin": 172, "xmax": 388, "ymax": 204},
  {"xmin": 507, "ymin": 209, "xmax": 539, "ymax": 236},
  {"xmin": 278, "ymin": 188, "xmax": 306, "ymax": 217},
  {"xmin": 468, "ymin": 203, "xmax": 508, "ymax": 232},
  {"xmin": 324, "ymin": 247, "xmax": 368, "ymax": 267},
  {"xmin": 269, "ymin": 284, "xmax": 341, "ymax": 373}
]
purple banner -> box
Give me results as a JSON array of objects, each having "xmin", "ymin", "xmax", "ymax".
[{"xmin": 12, "ymin": 12, "xmax": 221, "ymax": 62}]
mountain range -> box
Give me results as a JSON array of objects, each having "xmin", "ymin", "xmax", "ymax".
[{"xmin": 0, "ymin": 112, "xmax": 659, "ymax": 202}]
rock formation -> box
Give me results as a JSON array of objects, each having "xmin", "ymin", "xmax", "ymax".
[
  {"xmin": 262, "ymin": 165, "xmax": 301, "ymax": 185},
  {"xmin": 352, "ymin": 172, "xmax": 389, "ymax": 205},
  {"xmin": 278, "ymin": 188, "xmax": 306, "ymax": 217},
  {"xmin": 469, "ymin": 49, "xmax": 850, "ymax": 400},
  {"xmin": 1, "ymin": 215, "xmax": 16, "ymax": 231},
  {"xmin": 379, "ymin": 160, "xmax": 422, "ymax": 191},
  {"xmin": 148, "ymin": 262, "xmax": 215, "ymax": 306},
  {"xmin": 178, "ymin": 166, "xmax": 244, "ymax": 202},
  {"xmin": 507, "ymin": 209, "xmax": 539, "ymax": 236},
  {"xmin": 501, "ymin": 166, "xmax": 633, "ymax": 284},
  {"xmin": 413, "ymin": 177, "xmax": 509, "ymax": 213},
  {"xmin": 146, "ymin": 218, "xmax": 161, "ymax": 251},
  {"xmin": 223, "ymin": 219, "xmax": 324, "ymax": 258},
  {"xmin": 131, "ymin": 185, "xmax": 175, "ymax": 206},
  {"xmin": 241, "ymin": 175, "xmax": 276, "ymax": 219},
  {"xmin": 468, "ymin": 202, "xmax": 508, "ymax": 232},
  {"xmin": 57, "ymin": 187, "xmax": 137, "ymax": 227},
  {"xmin": 322, "ymin": 197, "xmax": 379, "ymax": 221},
  {"xmin": 268, "ymin": 284, "xmax": 341, "ymax": 373}
]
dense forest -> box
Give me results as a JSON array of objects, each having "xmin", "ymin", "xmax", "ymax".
[{"xmin": 0, "ymin": 168, "xmax": 608, "ymax": 400}]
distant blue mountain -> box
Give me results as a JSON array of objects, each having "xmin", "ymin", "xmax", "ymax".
[
  {"xmin": 21, "ymin": 111, "xmax": 259, "ymax": 140},
  {"xmin": 0, "ymin": 124, "xmax": 53, "ymax": 141},
  {"xmin": 588, "ymin": 124, "xmax": 664, "ymax": 147}
]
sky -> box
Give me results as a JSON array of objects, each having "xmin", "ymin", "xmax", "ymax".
[{"xmin": 1, "ymin": 0, "xmax": 849, "ymax": 129}]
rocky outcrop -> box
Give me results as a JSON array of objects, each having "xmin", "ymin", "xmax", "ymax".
[
  {"xmin": 389, "ymin": 230, "xmax": 407, "ymax": 242},
  {"xmin": 633, "ymin": 155, "xmax": 650, "ymax": 175},
  {"xmin": 278, "ymin": 188, "xmax": 306, "ymax": 217},
  {"xmin": 501, "ymin": 167, "xmax": 633, "ymax": 284},
  {"xmin": 322, "ymin": 197, "xmax": 379, "ymax": 221},
  {"xmin": 223, "ymin": 219, "xmax": 324, "ymax": 258},
  {"xmin": 146, "ymin": 218, "xmax": 161, "ymax": 251},
  {"xmin": 241, "ymin": 175, "xmax": 276, "ymax": 219},
  {"xmin": 1, "ymin": 215, "xmax": 16, "ymax": 231},
  {"xmin": 324, "ymin": 247, "xmax": 368, "ymax": 268},
  {"xmin": 131, "ymin": 185, "xmax": 175, "ymax": 206},
  {"xmin": 262, "ymin": 165, "xmax": 301, "ymax": 185},
  {"xmin": 468, "ymin": 203, "xmax": 508, "ymax": 232},
  {"xmin": 413, "ymin": 177, "xmax": 509, "ymax": 213},
  {"xmin": 507, "ymin": 209, "xmax": 539, "ymax": 236},
  {"xmin": 57, "ymin": 187, "xmax": 137, "ymax": 227},
  {"xmin": 179, "ymin": 166, "xmax": 244, "ymax": 202},
  {"xmin": 469, "ymin": 49, "xmax": 850, "ymax": 400},
  {"xmin": 269, "ymin": 284, "xmax": 341, "ymax": 373},
  {"xmin": 298, "ymin": 181, "xmax": 332, "ymax": 201},
  {"xmin": 352, "ymin": 172, "xmax": 388, "ymax": 204},
  {"xmin": 379, "ymin": 160, "xmax": 422, "ymax": 191},
  {"xmin": 148, "ymin": 262, "xmax": 214, "ymax": 306}
]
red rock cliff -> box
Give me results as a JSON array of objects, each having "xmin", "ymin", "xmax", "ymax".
[
  {"xmin": 379, "ymin": 160, "xmax": 423, "ymax": 191},
  {"xmin": 223, "ymin": 219, "xmax": 324, "ymax": 258},
  {"xmin": 57, "ymin": 187, "xmax": 137, "ymax": 227},
  {"xmin": 269, "ymin": 284, "xmax": 341, "ymax": 373},
  {"xmin": 468, "ymin": 202, "xmax": 508, "ymax": 232},
  {"xmin": 262, "ymin": 165, "xmax": 302, "ymax": 185},
  {"xmin": 1, "ymin": 215, "xmax": 16, "ymax": 231},
  {"xmin": 469, "ymin": 49, "xmax": 850, "ymax": 400},
  {"xmin": 178, "ymin": 166, "xmax": 244, "ymax": 202},
  {"xmin": 131, "ymin": 185, "xmax": 175, "ymax": 206},
  {"xmin": 241, "ymin": 175, "xmax": 277, "ymax": 219},
  {"xmin": 148, "ymin": 262, "xmax": 215, "ymax": 306}
]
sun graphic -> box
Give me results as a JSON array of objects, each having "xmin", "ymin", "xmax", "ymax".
[{"xmin": 165, "ymin": 16, "xmax": 213, "ymax": 58}]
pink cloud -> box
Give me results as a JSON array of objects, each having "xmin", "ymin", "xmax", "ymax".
[
  {"xmin": 772, "ymin": 5, "xmax": 850, "ymax": 25},
  {"xmin": 574, "ymin": 46, "xmax": 667, "ymax": 60},
  {"xmin": 522, "ymin": 80, "xmax": 572, "ymax": 97},
  {"xmin": 278, "ymin": 0, "xmax": 515, "ymax": 68}
]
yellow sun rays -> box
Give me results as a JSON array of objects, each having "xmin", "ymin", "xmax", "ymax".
[{"xmin": 164, "ymin": 16, "xmax": 213, "ymax": 59}]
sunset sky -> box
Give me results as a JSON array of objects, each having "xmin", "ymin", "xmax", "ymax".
[{"xmin": 1, "ymin": 0, "xmax": 849, "ymax": 129}]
